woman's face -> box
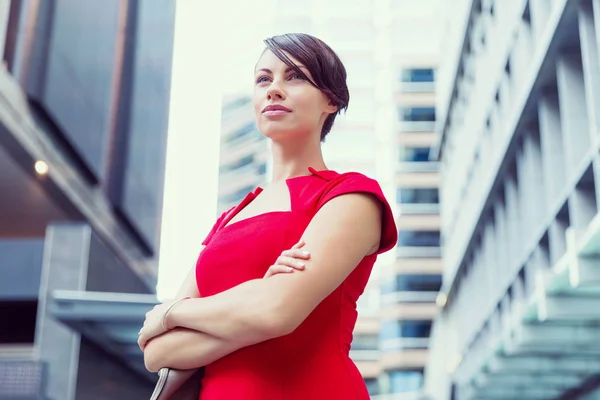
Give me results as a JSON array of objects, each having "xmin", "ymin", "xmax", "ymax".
[{"xmin": 253, "ymin": 49, "xmax": 336, "ymax": 142}]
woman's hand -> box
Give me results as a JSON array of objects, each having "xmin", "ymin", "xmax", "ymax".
[
  {"xmin": 263, "ymin": 239, "xmax": 310, "ymax": 278},
  {"xmin": 138, "ymin": 299, "xmax": 177, "ymax": 351}
]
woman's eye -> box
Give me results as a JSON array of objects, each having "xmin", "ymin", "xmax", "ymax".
[
  {"xmin": 256, "ymin": 76, "xmax": 270, "ymax": 84},
  {"xmin": 289, "ymin": 74, "xmax": 305, "ymax": 80}
]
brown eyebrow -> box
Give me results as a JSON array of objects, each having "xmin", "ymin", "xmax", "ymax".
[{"xmin": 255, "ymin": 66, "xmax": 307, "ymax": 75}]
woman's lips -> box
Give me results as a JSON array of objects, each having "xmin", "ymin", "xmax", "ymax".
[{"xmin": 262, "ymin": 109, "xmax": 290, "ymax": 117}]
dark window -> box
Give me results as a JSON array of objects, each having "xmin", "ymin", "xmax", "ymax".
[
  {"xmin": 364, "ymin": 378, "xmax": 380, "ymax": 396},
  {"xmin": 397, "ymin": 188, "xmax": 439, "ymax": 204},
  {"xmin": 220, "ymin": 155, "xmax": 254, "ymax": 173},
  {"xmin": 382, "ymin": 274, "xmax": 442, "ymax": 293},
  {"xmin": 400, "ymin": 68, "xmax": 435, "ymax": 83},
  {"xmin": 399, "ymin": 107, "xmax": 436, "ymax": 122},
  {"xmin": 257, "ymin": 163, "xmax": 267, "ymax": 175},
  {"xmin": 398, "ymin": 231, "xmax": 441, "ymax": 247},
  {"xmin": 399, "ymin": 147, "xmax": 430, "ymax": 162}
]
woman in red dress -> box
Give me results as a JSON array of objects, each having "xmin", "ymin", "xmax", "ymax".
[{"xmin": 138, "ymin": 33, "xmax": 397, "ymax": 399}]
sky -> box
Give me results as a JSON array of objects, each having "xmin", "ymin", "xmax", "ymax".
[{"xmin": 156, "ymin": 1, "xmax": 275, "ymax": 299}]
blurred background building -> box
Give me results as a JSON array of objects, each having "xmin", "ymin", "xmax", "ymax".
[
  {"xmin": 0, "ymin": 1, "xmax": 175, "ymax": 399},
  {"xmin": 426, "ymin": 0, "xmax": 600, "ymax": 399},
  {"xmin": 218, "ymin": 94, "xmax": 268, "ymax": 215}
]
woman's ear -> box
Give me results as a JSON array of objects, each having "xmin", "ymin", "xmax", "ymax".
[{"xmin": 325, "ymin": 99, "xmax": 338, "ymax": 114}]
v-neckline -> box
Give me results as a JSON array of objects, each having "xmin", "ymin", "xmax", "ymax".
[{"xmin": 218, "ymin": 167, "xmax": 337, "ymax": 232}]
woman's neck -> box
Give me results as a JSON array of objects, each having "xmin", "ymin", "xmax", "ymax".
[{"xmin": 269, "ymin": 138, "xmax": 327, "ymax": 183}]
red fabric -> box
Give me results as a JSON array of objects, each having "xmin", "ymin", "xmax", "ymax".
[{"xmin": 195, "ymin": 168, "xmax": 397, "ymax": 399}]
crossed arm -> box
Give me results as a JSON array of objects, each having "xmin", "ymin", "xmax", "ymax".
[{"xmin": 142, "ymin": 193, "xmax": 382, "ymax": 372}]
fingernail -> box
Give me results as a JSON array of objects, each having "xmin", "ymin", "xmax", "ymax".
[
  {"xmin": 295, "ymin": 261, "xmax": 305, "ymax": 267},
  {"xmin": 301, "ymin": 251, "xmax": 310, "ymax": 257},
  {"xmin": 287, "ymin": 267, "xmax": 294, "ymax": 272}
]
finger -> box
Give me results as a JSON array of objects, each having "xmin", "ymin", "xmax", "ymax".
[
  {"xmin": 291, "ymin": 239, "xmax": 305, "ymax": 249},
  {"xmin": 280, "ymin": 248, "xmax": 310, "ymax": 259},
  {"xmin": 264, "ymin": 265, "xmax": 295, "ymax": 278},
  {"xmin": 275, "ymin": 255, "xmax": 306, "ymax": 269}
]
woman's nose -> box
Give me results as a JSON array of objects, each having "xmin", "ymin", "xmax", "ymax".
[{"xmin": 266, "ymin": 82, "xmax": 285, "ymax": 100}]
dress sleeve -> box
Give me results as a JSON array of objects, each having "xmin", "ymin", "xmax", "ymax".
[
  {"xmin": 315, "ymin": 173, "xmax": 398, "ymax": 254},
  {"xmin": 201, "ymin": 207, "xmax": 234, "ymax": 246}
]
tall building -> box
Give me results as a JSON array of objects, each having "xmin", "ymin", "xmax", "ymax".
[
  {"xmin": 0, "ymin": 2, "xmax": 175, "ymax": 399},
  {"xmin": 218, "ymin": 93, "xmax": 268, "ymax": 214},
  {"xmin": 426, "ymin": 0, "xmax": 600, "ymax": 399}
]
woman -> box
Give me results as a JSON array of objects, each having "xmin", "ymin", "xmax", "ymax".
[{"xmin": 138, "ymin": 33, "xmax": 397, "ymax": 399}]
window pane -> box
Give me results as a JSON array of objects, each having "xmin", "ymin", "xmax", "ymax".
[
  {"xmin": 399, "ymin": 107, "xmax": 436, "ymax": 122},
  {"xmin": 390, "ymin": 369, "xmax": 424, "ymax": 393},
  {"xmin": 398, "ymin": 231, "xmax": 440, "ymax": 247},
  {"xmin": 220, "ymin": 154, "xmax": 254, "ymax": 173},
  {"xmin": 397, "ymin": 188, "xmax": 439, "ymax": 204},
  {"xmin": 399, "ymin": 147, "xmax": 431, "ymax": 162},
  {"xmin": 351, "ymin": 334, "xmax": 379, "ymax": 350},
  {"xmin": 382, "ymin": 274, "xmax": 442, "ymax": 293},
  {"xmin": 364, "ymin": 378, "xmax": 380, "ymax": 396},
  {"xmin": 400, "ymin": 68, "xmax": 435, "ymax": 82}
]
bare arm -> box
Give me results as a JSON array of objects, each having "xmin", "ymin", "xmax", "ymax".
[
  {"xmin": 144, "ymin": 246, "xmax": 246, "ymax": 372},
  {"xmin": 166, "ymin": 193, "xmax": 382, "ymax": 344}
]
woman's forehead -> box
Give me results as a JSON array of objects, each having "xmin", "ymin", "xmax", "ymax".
[{"xmin": 255, "ymin": 49, "xmax": 300, "ymax": 71}]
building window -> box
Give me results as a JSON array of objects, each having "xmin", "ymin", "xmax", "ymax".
[
  {"xmin": 382, "ymin": 274, "xmax": 442, "ymax": 293},
  {"xmin": 227, "ymin": 123, "xmax": 257, "ymax": 142},
  {"xmin": 364, "ymin": 378, "xmax": 380, "ymax": 396},
  {"xmin": 399, "ymin": 147, "xmax": 430, "ymax": 162},
  {"xmin": 398, "ymin": 230, "xmax": 441, "ymax": 247},
  {"xmin": 220, "ymin": 155, "xmax": 254, "ymax": 173},
  {"xmin": 399, "ymin": 107, "xmax": 436, "ymax": 122},
  {"xmin": 390, "ymin": 369, "xmax": 424, "ymax": 393},
  {"xmin": 257, "ymin": 163, "xmax": 267, "ymax": 175},
  {"xmin": 381, "ymin": 320, "xmax": 432, "ymax": 341},
  {"xmin": 220, "ymin": 185, "xmax": 254, "ymax": 205},
  {"xmin": 397, "ymin": 188, "xmax": 439, "ymax": 204},
  {"xmin": 351, "ymin": 334, "xmax": 379, "ymax": 350},
  {"xmin": 400, "ymin": 68, "xmax": 435, "ymax": 83}
]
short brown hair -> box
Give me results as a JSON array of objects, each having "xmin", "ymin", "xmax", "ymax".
[{"xmin": 263, "ymin": 33, "xmax": 349, "ymax": 142}]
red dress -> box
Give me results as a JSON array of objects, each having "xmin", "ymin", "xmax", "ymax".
[{"xmin": 195, "ymin": 168, "xmax": 397, "ymax": 400}]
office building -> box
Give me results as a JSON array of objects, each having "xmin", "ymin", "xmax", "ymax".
[
  {"xmin": 218, "ymin": 93, "xmax": 268, "ymax": 214},
  {"xmin": 426, "ymin": 0, "xmax": 600, "ymax": 399},
  {"xmin": 0, "ymin": 2, "xmax": 175, "ymax": 399}
]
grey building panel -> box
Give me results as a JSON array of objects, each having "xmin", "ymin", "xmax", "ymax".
[
  {"xmin": 87, "ymin": 231, "xmax": 148, "ymax": 294},
  {"xmin": 114, "ymin": 0, "xmax": 175, "ymax": 254},
  {"xmin": 556, "ymin": 51, "xmax": 591, "ymax": 176},
  {"xmin": 579, "ymin": 1, "xmax": 600, "ymax": 137},
  {"xmin": 35, "ymin": 223, "xmax": 92, "ymax": 400},
  {"xmin": 35, "ymin": 224, "xmax": 156, "ymax": 400},
  {"xmin": 0, "ymin": 239, "xmax": 44, "ymax": 300},
  {"xmin": 30, "ymin": 0, "xmax": 122, "ymax": 181}
]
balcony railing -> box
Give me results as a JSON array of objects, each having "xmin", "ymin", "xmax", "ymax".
[
  {"xmin": 398, "ymin": 121, "xmax": 436, "ymax": 132},
  {"xmin": 397, "ymin": 81, "xmax": 436, "ymax": 93},
  {"xmin": 349, "ymin": 350, "xmax": 381, "ymax": 361},
  {"xmin": 380, "ymin": 337, "xmax": 430, "ymax": 351},
  {"xmin": 399, "ymin": 204, "xmax": 440, "ymax": 215},
  {"xmin": 397, "ymin": 162, "xmax": 440, "ymax": 173},
  {"xmin": 381, "ymin": 291, "xmax": 439, "ymax": 305},
  {"xmin": 397, "ymin": 246, "xmax": 442, "ymax": 258}
]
